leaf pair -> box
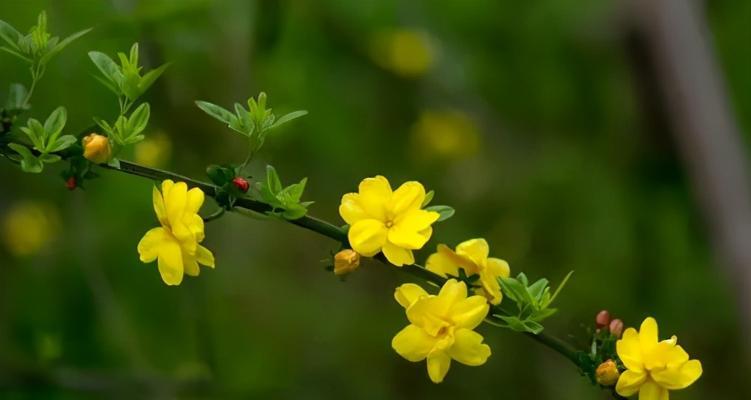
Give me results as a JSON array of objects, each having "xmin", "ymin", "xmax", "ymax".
[
  {"xmin": 493, "ymin": 271, "xmax": 574, "ymax": 334},
  {"xmin": 257, "ymin": 165, "xmax": 313, "ymax": 220},
  {"xmin": 89, "ymin": 43, "xmax": 168, "ymax": 107},
  {"xmin": 8, "ymin": 106, "xmax": 75, "ymax": 173},
  {"xmin": 95, "ymin": 103, "xmax": 150, "ymax": 146},
  {"xmin": 0, "ymin": 11, "xmax": 90, "ymax": 68},
  {"xmin": 420, "ymin": 189, "xmax": 455, "ymax": 222}
]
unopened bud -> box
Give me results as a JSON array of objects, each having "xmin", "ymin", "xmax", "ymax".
[
  {"xmin": 65, "ymin": 176, "xmax": 77, "ymax": 191},
  {"xmin": 609, "ymin": 319, "xmax": 624, "ymax": 338},
  {"xmin": 596, "ymin": 310, "xmax": 611, "ymax": 329},
  {"xmin": 82, "ymin": 133, "xmax": 112, "ymax": 164},
  {"xmin": 334, "ymin": 249, "xmax": 360, "ymax": 276},
  {"xmin": 595, "ymin": 359, "xmax": 620, "ymax": 386},
  {"xmin": 232, "ymin": 176, "xmax": 250, "ymax": 193}
]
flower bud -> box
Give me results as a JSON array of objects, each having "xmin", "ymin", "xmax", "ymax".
[
  {"xmin": 232, "ymin": 177, "xmax": 250, "ymax": 193},
  {"xmin": 596, "ymin": 310, "xmax": 611, "ymax": 329},
  {"xmin": 65, "ymin": 176, "xmax": 77, "ymax": 191},
  {"xmin": 334, "ymin": 249, "xmax": 360, "ymax": 276},
  {"xmin": 609, "ymin": 318, "xmax": 624, "ymax": 338},
  {"xmin": 82, "ymin": 133, "xmax": 112, "ymax": 164},
  {"xmin": 595, "ymin": 359, "xmax": 620, "ymax": 386}
]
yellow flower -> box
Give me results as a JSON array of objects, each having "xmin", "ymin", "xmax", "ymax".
[
  {"xmin": 82, "ymin": 133, "xmax": 112, "ymax": 164},
  {"xmin": 426, "ymin": 239, "xmax": 510, "ymax": 304},
  {"xmin": 333, "ymin": 249, "xmax": 360, "ymax": 276},
  {"xmin": 2, "ymin": 202, "xmax": 60, "ymax": 256},
  {"xmin": 339, "ymin": 176, "xmax": 440, "ymax": 266},
  {"xmin": 137, "ymin": 180, "xmax": 215, "ymax": 285},
  {"xmin": 615, "ymin": 317, "xmax": 702, "ymax": 400},
  {"xmin": 411, "ymin": 110, "xmax": 480, "ymax": 161},
  {"xmin": 392, "ymin": 279, "xmax": 491, "ymax": 383},
  {"xmin": 370, "ymin": 29, "xmax": 434, "ymax": 78}
]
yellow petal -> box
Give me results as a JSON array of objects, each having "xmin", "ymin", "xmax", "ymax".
[
  {"xmin": 137, "ymin": 227, "xmax": 169, "ymax": 263},
  {"xmin": 339, "ymin": 193, "xmax": 368, "ymax": 225},
  {"xmin": 486, "ymin": 258, "xmax": 510, "ymax": 278},
  {"xmin": 382, "ymin": 241, "xmax": 415, "ymax": 266},
  {"xmin": 395, "ymin": 283, "xmax": 429, "ymax": 309},
  {"xmin": 449, "ymin": 296, "xmax": 489, "ymax": 330},
  {"xmin": 479, "ymin": 270, "xmax": 503, "ymax": 305},
  {"xmin": 165, "ymin": 181, "xmax": 189, "ymax": 228},
  {"xmin": 426, "ymin": 351, "xmax": 451, "ymax": 383},
  {"xmin": 448, "ymin": 328, "xmax": 491, "ymax": 366},
  {"xmin": 390, "ymin": 181, "xmax": 426, "ymax": 215},
  {"xmin": 425, "ymin": 247, "xmax": 461, "ymax": 277},
  {"xmin": 645, "ymin": 341, "xmax": 688, "ymax": 371},
  {"xmin": 185, "ymin": 187, "xmax": 205, "ymax": 214},
  {"xmin": 196, "ymin": 244, "xmax": 215, "ymax": 268},
  {"xmin": 638, "ymin": 380, "xmax": 668, "ymax": 400},
  {"xmin": 640, "ymin": 317, "xmax": 659, "ymax": 349},
  {"xmin": 615, "ymin": 369, "xmax": 647, "ymax": 397},
  {"xmin": 157, "ymin": 237, "xmax": 184, "ymax": 285},
  {"xmin": 392, "ymin": 324, "xmax": 437, "ymax": 362},
  {"xmin": 357, "ymin": 176, "xmax": 392, "ymax": 221},
  {"xmin": 348, "ymin": 219, "xmax": 388, "ymax": 257},
  {"xmin": 406, "ymin": 297, "xmax": 450, "ymax": 335},
  {"xmin": 183, "ymin": 254, "xmax": 200, "ymax": 276},
  {"xmin": 152, "ymin": 186, "xmax": 168, "ymax": 226},
  {"xmin": 651, "ymin": 359, "xmax": 702, "ymax": 390},
  {"xmin": 617, "ymin": 328, "xmax": 644, "ymax": 372},
  {"xmin": 455, "ymin": 238, "xmax": 489, "ymax": 267},
  {"xmin": 434, "ymin": 279, "xmax": 467, "ymax": 315},
  {"xmin": 389, "ymin": 210, "xmax": 438, "ymax": 249},
  {"xmin": 186, "ymin": 214, "xmax": 205, "ymax": 242}
]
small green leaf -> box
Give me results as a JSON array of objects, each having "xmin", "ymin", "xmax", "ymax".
[
  {"xmin": 549, "ymin": 270, "xmax": 574, "ymax": 305},
  {"xmin": 0, "ymin": 46, "xmax": 32, "ymax": 62},
  {"xmin": 266, "ymin": 165, "xmax": 282, "ymax": 193},
  {"xmin": 195, "ymin": 101, "xmax": 235, "ymax": 125},
  {"xmin": 127, "ymin": 103, "xmax": 150, "ymax": 136},
  {"xmin": 89, "ymin": 51, "xmax": 123, "ymax": 88},
  {"xmin": 8, "ymin": 143, "xmax": 43, "ymax": 173},
  {"xmin": 422, "ymin": 190, "xmax": 435, "ymax": 207},
  {"xmin": 39, "ymin": 27, "xmax": 91, "ymax": 64},
  {"xmin": 0, "ymin": 19, "xmax": 22, "ymax": 49},
  {"xmin": 282, "ymin": 204, "xmax": 308, "ymax": 220},
  {"xmin": 43, "ymin": 106, "xmax": 67, "ymax": 140},
  {"xmin": 40, "ymin": 154, "xmax": 61, "ymax": 163},
  {"xmin": 139, "ymin": 63, "xmax": 169, "ymax": 93},
  {"xmin": 270, "ymin": 110, "xmax": 307, "ymax": 129},
  {"xmin": 425, "ymin": 205, "xmax": 455, "ymax": 222},
  {"xmin": 107, "ymin": 158, "xmax": 120, "ymax": 168},
  {"xmin": 47, "ymin": 134, "xmax": 76, "ymax": 153}
]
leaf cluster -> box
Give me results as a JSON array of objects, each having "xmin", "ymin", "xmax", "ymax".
[
  {"xmin": 7, "ymin": 107, "xmax": 75, "ymax": 173},
  {"xmin": 493, "ymin": 271, "xmax": 573, "ymax": 334},
  {"xmin": 95, "ymin": 103, "xmax": 150, "ymax": 146},
  {"xmin": 576, "ymin": 328, "xmax": 622, "ymax": 386},
  {"xmin": 206, "ymin": 164, "xmax": 249, "ymax": 209},
  {"xmin": 257, "ymin": 165, "xmax": 313, "ymax": 220}
]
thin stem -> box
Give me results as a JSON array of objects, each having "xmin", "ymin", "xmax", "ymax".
[
  {"xmin": 23, "ymin": 64, "xmax": 44, "ymax": 108},
  {"xmin": 202, "ymin": 208, "xmax": 225, "ymax": 223}
]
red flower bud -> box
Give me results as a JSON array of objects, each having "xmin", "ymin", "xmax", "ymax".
[
  {"xmin": 65, "ymin": 176, "xmax": 77, "ymax": 191},
  {"xmin": 596, "ymin": 310, "xmax": 611, "ymax": 329},
  {"xmin": 609, "ymin": 319, "xmax": 624, "ymax": 338},
  {"xmin": 232, "ymin": 177, "xmax": 250, "ymax": 193}
]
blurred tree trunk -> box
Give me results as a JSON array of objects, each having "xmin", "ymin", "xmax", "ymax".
[{"xmin": 627, "ymin": 0, "xmax": 751, "ymax": 353}]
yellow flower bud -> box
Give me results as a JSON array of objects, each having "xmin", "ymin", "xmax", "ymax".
[
  {"xmin": 595, "ymin": 359, "xmax": 620, "ymax": 386},
  {"xmin": 82, "ymin": 133, "xmax": 112, "ymax": 164},
  {"xmin": 334, "ymin": 249, "xmax": 360, "ymax": 276}
]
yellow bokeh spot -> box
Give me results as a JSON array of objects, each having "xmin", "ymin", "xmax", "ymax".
[
  {"xmin": 2, "ymin": 202, "xmax": 60, "ymax": 257},
  {"xmin": 134, "ymin": 132, "xmax": 172, "ymax": 168},
  {"xmin": 370, "ymin": 29, "xmax": 435, "ymax": 78},
  {"xmin": 412, "ymin": 110, "xmax": 480, "ymax": 161}
]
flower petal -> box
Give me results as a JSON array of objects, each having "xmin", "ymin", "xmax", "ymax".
[
  {"xmin": 425, "ymin": 246, "xmax": 461, "ymax": 277},
  {"xmin": 392, "ymin": 324, "xmax": 437, "ymax": 362},
  {"xmin": 357, "ymin": 176, "xmax": 392, "ymax": 220},
  {"xmin": 395, "ymin": 283, "xmax": 429, "ymax": 309},
  {"xmin": 348, "ymin": 219, "xmax": 388, "ymax": 257},
  {"xmin": 157, "ymin": 237, "xmax": 184, "ymax": 286},
  {"xmin": 434, "ymin": 279, "xmax": 467, "ymax": 315},
  {"xmin": 449, "ymin": 296, "xmax": 489, "ymax": 330},
  {"xmin": 389, "ymin": 210, "xmax": 439, "ymax": 249},
  {"xmin": 185, "ymin": 187, "xmax": 205, "ymax": 214},
  {"xmin": 638, "ymin": 380, "xmax": 668, "ymax": 400},
  {"xmin": 426, "ymin": 351, "xmax": 451, "ymax": 383},
  {"xmin": 152, "ymin": 186, "xmax": 168, "ymax": 226},
  {"xmin": 339, "ymin": 193, "xmax": 368, "ymax": 225},
  {"xmin": 165, "ymin": 181, "xmax": 188, "ymax": 228},
  {"xmin": 406, "ymin": 297, "xmax": 450, "ymax": 335},
  {"xmin": 456, "ymin": 238, "xmax": 489, "ymax": 267},
  {"xmin": 486, "ymin": 257, "xmax": 510, "ymax": 278},
  {"xmin": 639, "ymin": 317, "xmax": 659, "ymax": 349},
  {"xmin": 615, "ymin": 369, "xmax": 647, "ymax": 397},
  {"xmin": 652, "ymin": 359, "xmax": 702, "ymax": 390},
  {"xmin": 183, "ymin": 253, "xmax": 200, "ymax": 277},
  {"xmin": 390, "ymin": 181, "xmax": 426, "ymax": 215},
  {"xmin": 617, "ymin": 327, "xmax": 644, "ymax": 372},
  {"xmin": 448, "ymin": 328, "xmax": 491, "ymax": 366},
  {"xmin": 137, "ymin": 227, "xmax": 169, "ymax": 263},
  {"xmin": 382, "ymin": 241, "xmax": 414, "ymax": 266},
  {"xmin": 196, "ymin": 244, "xmax": 215, "ymax": 268}
]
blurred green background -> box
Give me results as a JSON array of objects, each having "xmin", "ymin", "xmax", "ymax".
[{"xmin": 0, "ymin": 0, "xmax": 749, "ymax": 398}]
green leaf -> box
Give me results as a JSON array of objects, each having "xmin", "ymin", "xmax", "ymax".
[
  {"xmin": 47, "ymin": 135, "xmax": 77, "ymax": 153},
  {"xmin": 270, "ymin": 110, "xmax": 307, "ymax": 129},
  {"xmin": 20, "ymin": 119, "xmax": 45, "ymax": 150},
  {"xmin": 284, "ymin": 177, "xmax": 307, "ymax": 202},
  {"xmin": 266, "ymin": 165, "xmax": 282, "ymax": 194},
  {"xmin": 522, "ymin": 320, "xmax": 544, "ymax": 334},
  {"xmin": 0, "ymin": 46, "xmax": 31, "ymax": 62},
  {"xmin": 40, "ymin": 154, "xmax": 61, "ymax": 163},
  {"xmin": 92, "ymin": 75, "xmax": 119, "ymax": 96},
  {"xmin": 422, "ymin": 190, "xmax": 435, "ymax": 207},
  {"xmin": 5, "ymin": 83, "xmax": 28, "ymax": 110},
  {"xmin": 425, "ymin": 205, "xmax": 455, "ymax": 222},
  {"xmin": 196, "ymin": 101, "xmax": 235, "ymax": 125},
  {"xmin": 138, "ymin": 63, "xmax": 169, "ymax": 93},
  {"xmin": 526, "ymin": 278, "xmax": 549, "ymax": 308},
  {"xmin": 89, "ymin": 51, "xmax": 123, "ymax": 88},
  {"xmin": 0, "ymin": 19, "xmax": 22, "ymax": 49},
  {"xmin": 39, "ymin": 27, "xmax": 91, "ymax": 64},
  {"xmin": 549, "ymin": 270, "xmax": 574, "ymax": 305},
  {"xmin": 43, "ymin": 106, "xmax": 67, "ymax": 140},
  {"xmin": 127, "ymin": 103, "xmax": 150, "ymax": 136},
  {"xmin": 8, "ymin": 143, "xmax": 43, "ymax": 173}
]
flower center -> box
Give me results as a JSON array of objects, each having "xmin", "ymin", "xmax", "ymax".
[{"xmin": 385, "ymin": 220, "xmax": 394, "ymax": 228}]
